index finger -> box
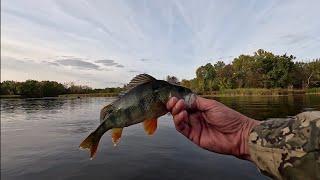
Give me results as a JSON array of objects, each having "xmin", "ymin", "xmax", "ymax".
[{"xmin": 166, "ymin": 97, "xmax": 178, "ymax": 111}]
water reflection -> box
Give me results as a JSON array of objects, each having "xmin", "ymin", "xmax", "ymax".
[
  {"xmin": 213, "ymin": 94, "xmax": 320, "ymax": 120},
  {"xmin": 1, "ymin": 95, "xmax": 319, "ymax": 180}
]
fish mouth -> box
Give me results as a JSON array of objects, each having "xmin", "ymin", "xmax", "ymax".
[{"xmin": 184, "ymin": 93, "xmax": 196, "ymax": 109}]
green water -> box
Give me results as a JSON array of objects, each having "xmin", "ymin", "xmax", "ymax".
[{"xmin": 214, "ymin": 94, "xmax": 320, "ymax": 120}]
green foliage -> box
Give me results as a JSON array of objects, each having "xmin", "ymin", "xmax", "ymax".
[
  {"xmin": 41, "ymin": 81, "xmax": 66, "ymax": 97},
  {"xmin": 206, "ymin": 88, "xmax": 305, "ymax": 97},
  {"xmin": 306, "ymin": 88, "xmax": 320, "ymax": 94},
  {"xmin": 1, "ymin": 49, "xmax": 319, "ymax": 98},
  {"xmin": 20, "ymin": 80, "xmax": 43, "ymax": 98},
  {"xmin": 0, "ymin": 80, "xmax": 123, "ymax": 98},
  {"xmin": 166, "ymin": 75, "xmax": 179, "ymax": 84},
  {"xmin": 0, "ymin": 81, "xmax": 22, "ymax": 95},
  {"xmin": 179, "ymin": 49, "xmax": 319, "ymax": 93}
]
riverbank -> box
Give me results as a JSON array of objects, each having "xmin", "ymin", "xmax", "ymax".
[
  {"xmin": 202, "ymin": 88, "xmax": 320, "ymax": 97},
  {"xmin": 1, "ymin": 88, "xmax": 319, "ymax": 99},
  {"xmin": 0, "ymin": 93, "xmax": 118, "ymax": 99},
  {"xmin": 58, "ymin": 93, "xmax": 118, "ymax": 98}
]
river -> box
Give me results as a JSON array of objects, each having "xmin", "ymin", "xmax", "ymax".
[{"xmin": 1, "ymin": 95, "xmax": 319, "ymax": 180}]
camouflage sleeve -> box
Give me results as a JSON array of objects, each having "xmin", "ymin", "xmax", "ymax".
[{"xmin": 248, "ymin": 111, "xmax": 320, "ymax": 180}]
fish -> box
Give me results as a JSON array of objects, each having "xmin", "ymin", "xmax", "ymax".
[{"xmin": 79, "ymin": 74, "xmax": 195, "ymax": 159}]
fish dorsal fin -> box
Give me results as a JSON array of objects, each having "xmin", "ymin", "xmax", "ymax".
[
  {"xmin": 125, "ymin": 74, "xmax": 156, "ymax": 91},
  {"xmin": 100, "ymin": 104, "xmax": 113, "ymax": 123},
  {"xmin": 143, "ymin": 119, "xmax": 158, "ymax": 135}
]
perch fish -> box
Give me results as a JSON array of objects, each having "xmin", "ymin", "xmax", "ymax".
[{"xmin": 79, "ymin": 74, "xmax": 195, "ymax": 159}]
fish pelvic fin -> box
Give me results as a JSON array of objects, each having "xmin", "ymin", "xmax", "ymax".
[
  {"xmin": 79, "ymin": 131, "xmax": 102, "ymax": 160},
  {"xmin": 111, "ymin": 128, "xmax": 123, "ymax": 146},
  {"xmin": 143, "ymin": 119, "xmax": 158, "ymax": 135}
]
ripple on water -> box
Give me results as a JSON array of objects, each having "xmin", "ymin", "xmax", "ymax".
[{"xmin": 2, "ymin": 95, "xmax": 320, "ymax": 180}]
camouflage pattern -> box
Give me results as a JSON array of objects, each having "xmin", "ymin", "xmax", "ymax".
[{"xmin": 248, "ymin": 111, "xmax": 320, "ymax": 180}]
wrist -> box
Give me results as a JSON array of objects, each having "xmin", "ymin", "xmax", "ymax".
[{"xmin": 239, "ymin": 117, "xmax": 261, "ymax": 161}]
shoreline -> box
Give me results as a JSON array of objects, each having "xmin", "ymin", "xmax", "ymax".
[{"xmin": 1, "ymin": 88, "xmax": 319, "ymax": 99}]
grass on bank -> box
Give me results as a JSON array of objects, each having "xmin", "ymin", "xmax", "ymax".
[
  {"xmin": 1, "ymin": 88, "xmax": 319, "ymax": 99},
  {"xmin": 201, "ymin": 88, "xmax": 320, "ymax": 97},
  {"xmin": 58, "ymin": 93, "xmax": 119, "ymax": 98},
  {"xmin": 306, "ymin": 88, "xmax": 320, "ymax": 94},
  {"xmin": 0, "ymin": 95, "xmax": 22, "ymax": 98}
]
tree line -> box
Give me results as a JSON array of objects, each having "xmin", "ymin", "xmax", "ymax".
[
  {"xmin": 1, "ymin": 49, "xmax": 319, "ymax": 97},
  {"xmin": 0, "ymin": 80, "xmax": 123, "ymax": 98},
  {"xmin": 179, "ymin": 49, "xmax": 320, "ymax": 93}
]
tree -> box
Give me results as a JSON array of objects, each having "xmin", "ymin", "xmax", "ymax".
[
  {"xmin": 195, "ymin": 63, "xmax": 215, "ymax": 92},
  {"xmin": 41, "ymin": 81, "xmax": 66, "ymax": 97},
  {"xmin": 20, "ymin": 80, "xmax": 42, "ymax": 98},
  {"xmin": 232, "ymin": 55, "xmax": 259, "ymax": 88},
  {"xmin": 0, "ymin": 81, "xmax": 21, "ymax": 95},
  {"xmin": 180, "ymin": 79, "xmax": 191, "ymax": 88},
  {"xmin": 304, "ymin": 59, "xmax": 320, "ymax": 88},
  {"xmin": 166, "ymin": 75, "xmax": 180, "ymax": 84},
  {"xmin": 291, "ymin": 62, "xmax": 306, "ymax": 88},
  {"xmin": 215, "ymin": 64, "xmax": 234, "ymax": 89}
]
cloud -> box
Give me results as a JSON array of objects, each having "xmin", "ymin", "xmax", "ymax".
[
  {"xmin": 1, "ymin": 56, "xmax": 124, "ymax": 88},
  {"xmin": 140, "ymin": 58, "xmax": 151, "ymax": 62},
  {"xmin": 2, "ymin": 0, "xmax": 320, "ymax": 88},
  {"xmin": 95, "ymin": 59, "xmax": 124, "ymax": 68},
  {"xmin": 128, "ymin": 70, "xmax": 140, "ymax": 73},
  {"xmin": 95, "ymin": 59, "xmax": 117, "ymax": 66},
  {"xmin": 217, "ymin": 55, "xmax": 234, "ymax": 60},
  {"xmin": 56, "ymin": 58, "xmax": 100, "ymax": 70},
  {"xmin": 45, "ymin": 57, "xmax": 123, "ymax": 70},
  {"xmin": 43, "ymin": 61, "xmax": 60, "ymax": 66},
  {"xmin": 279, "ymin": 34, "xmax": 320, "ymax": 46},
  {"xmin": 280, "ymin": 34, "xmax": 310, "ymax": 45},
  {"xmin": 116, "ymin": 64, "xmax": 124, "ymax": 68}
]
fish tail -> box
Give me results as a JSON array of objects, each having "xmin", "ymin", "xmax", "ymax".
[{"xmin": 79, "ymin": 130, "xmax": 102, "ymax": 160}]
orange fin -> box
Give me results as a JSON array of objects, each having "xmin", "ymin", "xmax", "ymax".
[
  {"xmin": 79, "ymin": 131, "xmax": 102, "ymax": 160},
  {"xmin": 111, "ymin": 128, "xmax": 123, "ymax": 146},
  {"xmin": 143, "ymin": 119, "xmax": 157, "ymax": 135}
]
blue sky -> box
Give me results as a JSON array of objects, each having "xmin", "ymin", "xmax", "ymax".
[{"xmin": 1, "ymin": 0, "xmax": 320, "ymax": 88}]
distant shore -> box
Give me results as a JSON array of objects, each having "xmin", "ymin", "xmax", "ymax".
[
  {"xmin": 201, "ymin": 88, "xmax": 320, "ymax": 97},
  {"xmin": 1, "ymin": 88, "xmax": 319, "ymax": 99}
]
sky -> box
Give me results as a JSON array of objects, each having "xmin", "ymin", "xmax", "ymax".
[{"xmin": 1, "ymin": 0, "xmax": 320, "ymax": 88}]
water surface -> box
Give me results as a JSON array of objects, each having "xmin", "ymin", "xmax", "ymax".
[{"xmin": 1, "ymin": 95, "xmax": 319, "ymax": 180}]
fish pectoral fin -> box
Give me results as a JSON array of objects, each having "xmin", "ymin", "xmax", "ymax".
[
  {"xmin": 111, "ymin": 128, "xmax": 123, "ymax": 146},
  {"xmin": 100, "ymin": 104, "xmax": 113, "ymax": 123},
  {"xmin": 143, "ymin": 119, "xmax": 158, "ymax": 135}
]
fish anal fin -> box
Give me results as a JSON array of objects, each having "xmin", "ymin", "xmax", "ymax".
[
  {"xmin": 143, "ymin": 119, "xmax": 158, "ymax": 135},
  {"xmin": 111, "ymin": 128, "xmax": 123, "ymax": 146}
]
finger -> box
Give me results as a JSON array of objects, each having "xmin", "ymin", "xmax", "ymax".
[
  {"xmin": 174, "ymin": 111, "xmax": 190, "ymax": 136},
  {"xmin": 173, "ymin": 110, "xmax": 188, "ymax": 128},
  {"xmin": 171, "ymin": 99, "xmax": 186, "ymax": 115},
  {"xmin": 177, "ymin": 122, "xmax": 190, "ymax": 137},
  {"xmin": 188, "ymin": 113, "xmax": 202, "ymax": 127},
  {"xmin": 194, "ymin": 96, "xmax": 216, "ymax": 111},
  {"xmin": 166, "ymin": 97, "xmax": 178, "ymax": 111}
]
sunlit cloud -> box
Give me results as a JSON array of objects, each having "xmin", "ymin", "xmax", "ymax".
[
  {"xmin": 95, "ymin": 59, "xmax": 124, "ymax": 68},
  {"xmin": 56, "ymin": 59, "xmax": 101, "ymax": 70}
]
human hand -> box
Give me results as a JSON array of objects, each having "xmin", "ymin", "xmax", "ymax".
[{"xmin": 166, "ymin": 96, "xmax": 260, "ymax": 160}]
